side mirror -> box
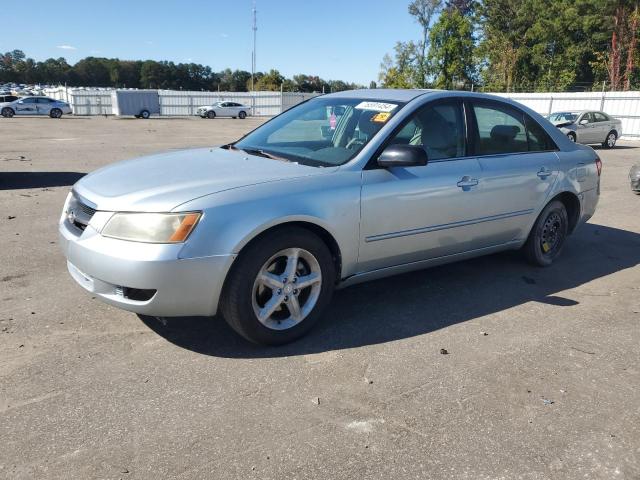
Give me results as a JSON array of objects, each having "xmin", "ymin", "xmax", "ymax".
[
  {"xmin": 579, "ymin": 119, "xmax": 589, "ymax": 125},
  {"xmin": 377, "ymin": 144, "xmax": 428, "ymax": 168}
]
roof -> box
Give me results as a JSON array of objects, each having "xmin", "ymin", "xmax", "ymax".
[{"xmin": 323, "ymin": 89, "xmax": 436, "ymax": 102}]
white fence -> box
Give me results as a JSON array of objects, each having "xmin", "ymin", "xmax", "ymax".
[
  {"xmin": 43, "ymin": 87, "xmax": 640, "ymax": 138},
  {"xmin": 43, "ymin": 87, "xmax": 318, "ymax": 117},
  {"xmin": 494, "ymin": 91, "xmax": 640, "ymax": 138}
]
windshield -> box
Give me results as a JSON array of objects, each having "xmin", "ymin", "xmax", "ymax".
[
  {"xmin": 548, "ymin": 112, "xmax": 578, "ymax": 123},
  {"xmin": 232, "ymin": 97, "xmax": 405, "ymax": 166}
]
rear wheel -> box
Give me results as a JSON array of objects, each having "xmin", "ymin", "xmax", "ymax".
[
  {"xmin": 139, "ymin": 110, "xmax": 150, "ymax": 119},
  {"xmin": 49, "ymin": 108, "xmax": 62, "ymax": 118},
  {"xmin": 206, "ymin": 110, "xmax": 216, "ymax": 119},
  {"xmin": 1, "ymin": 107, "xmax": 14, "ymax": 118},
  {"xmin": 567, "ymin": 132, "xmax": 576, "ymax": 143},
  {"xmin": 238, "ymin": 111, "xmax": 247, "ymax": 119},
  {"xmin": 523, "ymin": 200, "xmax": 569, "ymax": 267},
  {"xmin": 220, "ymin": 227, "xmax": 335, "ymax": 345},
  {"xmin": 603, "ymin": 131, "xmax": 617, "ymax": 149}
]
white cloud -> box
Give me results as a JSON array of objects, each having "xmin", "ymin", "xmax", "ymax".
[{"xmin": 56, "ymin": 45, "xmax": 77, "ymax": 50}]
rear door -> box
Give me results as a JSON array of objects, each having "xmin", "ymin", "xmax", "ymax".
[
  {"xmin": 36, "ymin": 97, "xmax": 53, "ymax": 115},
  {"xmin": 468, "ymin": 99, "xmax": 560, "ymax": 243}
]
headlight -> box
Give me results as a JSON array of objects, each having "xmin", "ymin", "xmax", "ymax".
[{"xmin": 101, "ymin": 212, "xmax": 201, "ymax": 243}]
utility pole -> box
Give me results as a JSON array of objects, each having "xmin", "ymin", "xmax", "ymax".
[{"xmin": 251, "ymin": 0, "xmax": 257, "ymax": 92}]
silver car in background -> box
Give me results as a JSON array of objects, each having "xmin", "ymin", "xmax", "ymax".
[
  {"xmin": 59, "ymin": 90, "xmax": 601, "ymax": 345},
  {"xmin": 1, "ymin": 96, "xmax": 72, "ymax": 118},
  {"xmin": 196, "ymin": 101, "xmax": 250, "ymax": 119},
  {"xmin": 548, "ymin": 110, "xmax": 622, "ymax": 148}
]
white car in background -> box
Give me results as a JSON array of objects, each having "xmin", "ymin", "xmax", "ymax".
[
  {"xmin": 1, "ymin": 96, "xmax": 72, "ymax": 118},
  {"xmin": 547, "ymin": 110, "xmax": 622, "ymax": 148},
  {"xmin": 196, "ymin": 101, "xmax": 250, "ymax": 119}
]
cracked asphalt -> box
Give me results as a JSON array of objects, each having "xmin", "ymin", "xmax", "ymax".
[{"xmin": 1, "ymin": 116, "xmax": 639, "ymax": 479}]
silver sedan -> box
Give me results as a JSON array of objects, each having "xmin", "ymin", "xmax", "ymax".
[
  {"xmin": 1, "ymin": 96, "xmax": 72, "ymax": 118},
  {"xmin": 548, "ymin": 110, "xmax": 622, "ymax": 148},
  {"xmin": 59, "ymin": 90, "xmax": 601, "ymax": 345},
  {"xmin": 196, "ymin": 101, "xmax": 250, "ymax": 119}
]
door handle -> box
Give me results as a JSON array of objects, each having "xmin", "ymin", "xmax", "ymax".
[
  {"xmin": 457, "ymin": 176, "xmax": 479, "ymax": 189},
  {"xmin": 537, "ymin": 167, "xmax": 552, "ymax": 179}
]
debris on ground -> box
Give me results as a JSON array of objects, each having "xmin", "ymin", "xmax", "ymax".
[
  {"xmin": 364, "ymin": 377, "xmax": 374, "ymax": 385},
  {"xmin": 542, "ymin": 398, "xmax": 554, "ymax": 405},
  {"xmin": 311, "ymin": 397, "xmax": 320, "ymax": 405},
  {"xmin": 480, "ymin": 331, "xmax": 489, "ymax": 336},
  {"xmin": 7, "ymin": 215, "xmax": 16, "ymax": 220},
  {"xmin": 440, "ymin": 348, "xmax": 449, "ymax": 355}
]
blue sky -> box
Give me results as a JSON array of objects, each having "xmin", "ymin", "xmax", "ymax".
[{"xmin": 2, "ymin": 0, "xmax": 422, "ymax": 85}]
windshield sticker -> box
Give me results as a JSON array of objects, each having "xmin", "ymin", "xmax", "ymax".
[
  {"xmin": 371, "ymin": 112, "xmax": 391, "ymax": 123},
  {"xmin": 355, "ymin": 101, "xmax": 398, "ymax": 112}
]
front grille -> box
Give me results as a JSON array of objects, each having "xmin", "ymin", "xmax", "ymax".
[{"xmin": 67, "ymin": 192, "xmax": 97, "ymax": 231}]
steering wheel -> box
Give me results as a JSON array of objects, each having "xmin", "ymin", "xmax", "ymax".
[{"xmin": 346, "ymin": 137, "xmax": 366, "ymax": 150}]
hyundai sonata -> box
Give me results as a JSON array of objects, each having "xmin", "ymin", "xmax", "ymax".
[{"xmin": 59, "ymin": 90, "xmax": 601, "ymax": 344}]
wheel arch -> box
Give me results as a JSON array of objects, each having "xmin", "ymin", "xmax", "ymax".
[
  {"xmin": 550, "ymin": 191, "xmax": 581, "ymax": 234},
  {"xmin": 231, "ymin": 220, "xmax": 343, "ymax": 284}
]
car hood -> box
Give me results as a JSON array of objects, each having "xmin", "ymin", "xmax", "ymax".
[{"xmin": 73, "ymin": 147, "xmax": 338, "ymax": 212}]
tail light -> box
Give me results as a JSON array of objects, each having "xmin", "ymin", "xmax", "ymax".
[{"xmin": 595, "ymin": 155, "xmax": 602, "ymax": 176}]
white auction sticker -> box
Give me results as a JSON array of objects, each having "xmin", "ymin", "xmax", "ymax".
[{"xmin": 354, "ymin": 101, "xmax": 398, "ymax": 112}]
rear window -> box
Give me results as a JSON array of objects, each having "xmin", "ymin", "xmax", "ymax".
[{"xmin": 472, "ymin": 103, "xmax": 529, "ymax": 155}]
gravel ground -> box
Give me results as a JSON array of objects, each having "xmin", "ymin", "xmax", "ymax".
[{"xmin": 1, "ymin": 116, "xmax": 639, "ymax": 479}]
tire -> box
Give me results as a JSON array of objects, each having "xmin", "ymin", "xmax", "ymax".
[
  {"xmin": 1, "ymin": 107, "xmax": 14, "ymax": 118},
  {"xmin": 206, "ymin": 110, "xmax": 215, "ymax": 119},
  {"xmin": 603, "ymin": 131, "xmax": 617, "ymax": 149},
  {"xmin": 523, "ymin": 200, "xmax": 569, "ymax": 267},
  {"xmin": 49, "ymin": 108, "xmax": 62, "ymax": 119},
  {"xmin": 139, "ymin": 110, "xmax": 150, "ymax": 119},
  {"xmin": 238, "ymin": 111, "xmax": 247, "ymax": 119},
  {"xmin": 220, "ymin": 227, "xmax": 336, "ymax": 345},
  {"xmin": 567, "ymin": 132, "xmax": 576, "ymax": 143}
]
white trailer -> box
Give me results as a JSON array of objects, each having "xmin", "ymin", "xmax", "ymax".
[{"xmin": 111, "ymin": 90, "xmax": 160, "ymax": 119}]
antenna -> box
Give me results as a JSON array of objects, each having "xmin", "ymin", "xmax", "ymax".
[{"xmin": 251, "ymin": 0, "xmax": 257, "ymax": 92}]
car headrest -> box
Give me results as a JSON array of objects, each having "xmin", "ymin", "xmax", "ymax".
[
  {"xmin": 490, "ymin": 125, "xmax": 521, "ymax": 142},
  {"xmin": 357, "ymin": 111, "xmax": 381, "ymax": 137}
]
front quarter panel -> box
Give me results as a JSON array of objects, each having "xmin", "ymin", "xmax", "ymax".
[{"xmin": 174, "ymin": 170, "xmax": 363, "ymax": 279}]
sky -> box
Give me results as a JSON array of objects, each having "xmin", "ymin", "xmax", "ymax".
[{"xmin": 2, "ymin": 0, "xmax": 423, "ymax": 85}]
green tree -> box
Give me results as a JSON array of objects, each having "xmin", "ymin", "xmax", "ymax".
[
  {"xmin": 428, "ymin": 8, "xmax": 476, "ymax": 89},
  {"xmin": 253, "ymin": 69, "xmax": 285, "ymax": 91}
]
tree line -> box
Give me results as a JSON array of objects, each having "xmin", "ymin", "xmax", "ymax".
[
  {"xmin": 380, "ymin": 0, "xmax": 639, "ymax": 92},
  {"xmin": 0, "ymin": 50, "xmax": 365, "ymax": 93}
]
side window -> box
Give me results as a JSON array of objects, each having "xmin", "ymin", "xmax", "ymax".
[
  {"xmin": 386, "ymin": 102, "xmax": 465, "ymax": 160},
  {"xmin": 472, "ymin": 103, "xmax": 529, "ymax": 155},
  {"xmin": 525, "ymin": 115, "xmax": 557, "ymax": 151},
  {"xmin": 593, "ymin": 112, "xmax": 608, "ymax": 122},
  {"xmin": 581, "ymin": 112, "xmax": 594, "ymax": 124},
  {"xmin": 22, "ymin": 97, "xmax": 36, "ymax": 104}
]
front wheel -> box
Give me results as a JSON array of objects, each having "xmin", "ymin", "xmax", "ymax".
[
  {"xmin": 206, "ymin": 110, "xmax": 216, "ymax": 119},
  {"xmin": 603, "ymin": 131, "xmax": 617, "ymax": 149},
  {"xmin": 139, "ymin": 110, "xmax": 150, "ymax": 119},
  {"xmin": 523, "ymin": 200, "xmax": 569, "ymax": 267},
  {"xmin": 238, "ymin": 111, "xmax": 247, "ymax": 119},
  {"xmin": 220, "ymin": 227, "xmax": 335, "ymax": 345},
  {"xmin": 49, "ymin": 108, "xmax": 62, "ymax": 118},
  {"xmin": 1, "ymin": 107, "xmax": 14, "ymax": 118}
]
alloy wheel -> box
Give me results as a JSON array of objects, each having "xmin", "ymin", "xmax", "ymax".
[{"xmin": 251, "ymin": 247, "xmax": 322, "ymax": 331}]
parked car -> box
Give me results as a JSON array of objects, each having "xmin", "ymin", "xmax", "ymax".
[
  {"xmin": 1, "ymin": 96, "xmax": 71, "ymax": 118},
  {"xmin": 59, "ymin": 90, "xmax": 601, "ymax": 345},
  {"xmin": 196, "ymin": 101, "xmax": 250, "ymax": 119},
  {"xmin": 547, "ymin": 110, "xmax": 622, "ymax": 148},
  {"xmin": 630, "ymin": 164, "xmax": 640, "ymax": 194}
]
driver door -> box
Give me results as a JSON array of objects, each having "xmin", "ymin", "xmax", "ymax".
[
  {"xmin": 359, "ymin": 100, "xmax": 486, "ymax": 272},
  {"xmin": 15, "ymin": 98, "xmax": 37, "ymax": 115},
  {"xmin": 576, "ymin": 112, "xmax": 596, "ymax": 143}
]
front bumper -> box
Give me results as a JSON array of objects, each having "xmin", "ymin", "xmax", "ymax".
[{"xmin": 59, "ymin": 216, "xmax": 235, "ymax": 317}]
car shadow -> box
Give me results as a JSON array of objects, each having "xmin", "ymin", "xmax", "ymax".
[
  {"xmin": 139, "ymin": 223, "xmax": 640, "ymax": 358},
  {"xmin": 0, "ymin": 172, "xmax": 85, "ymax": 190}
]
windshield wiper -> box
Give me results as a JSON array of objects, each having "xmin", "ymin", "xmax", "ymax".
[{"xmin": 238, "ymin": 147, "xmax": 291, "ymax": 162}]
